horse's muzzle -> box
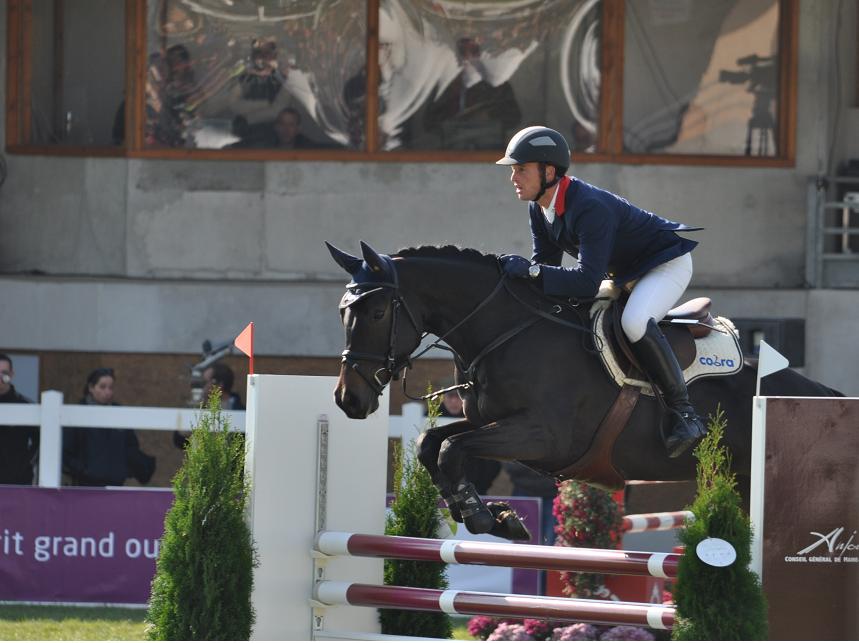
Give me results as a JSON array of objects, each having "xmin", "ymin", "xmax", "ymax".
[{"xmin": 334, "ymin": 376, "xmax": 379, "ymax": 419}]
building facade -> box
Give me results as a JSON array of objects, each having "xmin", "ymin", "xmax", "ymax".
[{"xmin": 1, "ymin": 0, "xmax": 858, "ymax": 411}]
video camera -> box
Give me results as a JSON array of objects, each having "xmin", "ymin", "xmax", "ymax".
[{"xmin": 718, "ymin": 54, "xmax": 776, "ymax": 90}]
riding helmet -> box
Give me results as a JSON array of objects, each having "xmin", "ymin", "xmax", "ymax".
[{"xmin": 496, "ymin": 126, "xmax": 571, "ymax": 173}]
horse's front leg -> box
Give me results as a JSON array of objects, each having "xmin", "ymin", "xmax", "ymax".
[
  {"xmin": 439, "ymin": 414, "xmax": 550, "ymax": 540},
  {"xmin": 415, "ymin": 419, "xmax": 476, "ymax": 523}
]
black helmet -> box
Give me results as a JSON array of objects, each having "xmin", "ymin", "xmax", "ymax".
[{"xmin": 496, "ymin": 126, "xmax": 570, "ymax": 173}]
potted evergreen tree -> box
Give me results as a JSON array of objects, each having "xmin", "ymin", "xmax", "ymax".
[
  {"xmin": 146, "ymin": 389, "xmax": 256, "ymax": 640},
  {"xmin": 672, "ymin": 408, "xmax": 768, "ymax": 640}
]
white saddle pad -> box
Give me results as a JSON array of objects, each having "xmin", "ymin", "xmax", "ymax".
[{"xmin": 590, "ymin": 299, "xmax": 744, "ymax": 397}]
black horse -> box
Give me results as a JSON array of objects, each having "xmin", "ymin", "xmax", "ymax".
[{"xmin": 327, "ymin": 241, "xmax": 841, "ymax": 540}]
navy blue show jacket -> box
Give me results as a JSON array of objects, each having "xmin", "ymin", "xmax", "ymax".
[{"xmin": 529, "ymin": 177, "xmax": 700, "ymax": 298}]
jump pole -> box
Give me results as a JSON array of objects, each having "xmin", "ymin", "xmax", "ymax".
[
  {"xmin": 244, "ymin": 374, "xmax": 390, "ymax": 640},
  {"xmin": 315, "ymin": 532, "xmax": 680, "ymax": 579}
]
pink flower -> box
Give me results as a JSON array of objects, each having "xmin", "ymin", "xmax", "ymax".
[
  {"xmin": 551, "ymin": 623, "xmax": 599, "ymax": 640},
  {"xmin": 523, "ymin": 618, "xmax": 551, "ymax": 638},
  {"xmin": 598, "ymin": 625, "xmax": 655, "ymax": 641},
  {"xmin": 488, "ymin": 622, "xmax": 533, "ymax": 641},
  {"xmin": 468, "ymin": 616, "xmax": 501, "ymax": 639}
]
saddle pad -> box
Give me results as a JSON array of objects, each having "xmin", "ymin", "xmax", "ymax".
[{"xmin": 591, "ymin": 306, "xmax": 744, "ymax": 397}]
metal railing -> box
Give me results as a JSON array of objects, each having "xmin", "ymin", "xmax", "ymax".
[{"xmin": 807, "ymin": 176, "xmax": 859, "ymax": 287}]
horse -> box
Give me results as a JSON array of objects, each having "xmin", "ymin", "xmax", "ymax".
[{"xmin": 326, "ymin": 241, "xmax": 842, "ymax": 540}]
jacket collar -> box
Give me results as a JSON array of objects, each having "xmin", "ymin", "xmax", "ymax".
[{"xmin": 554, "ymin": 176, "xmax": 572, "ymax": 217}]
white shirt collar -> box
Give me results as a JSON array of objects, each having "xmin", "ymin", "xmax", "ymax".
[{"xmin": 540, "ymin": 183, "xmax": 561, "ymax": 224}]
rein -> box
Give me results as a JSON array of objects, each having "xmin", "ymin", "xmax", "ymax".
[{"xmin": 342, "ymin": 256, "xmax": 605, "ymax": 402}]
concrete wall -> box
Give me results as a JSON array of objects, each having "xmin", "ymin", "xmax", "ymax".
[{"xmin": 1, "ymin": 1, "xmax": 858, "ymax": 393}]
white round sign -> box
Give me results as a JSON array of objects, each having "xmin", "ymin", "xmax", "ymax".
[{"xmin": 696, "ymin": 537, "xmax": 737, "ymax": 567}]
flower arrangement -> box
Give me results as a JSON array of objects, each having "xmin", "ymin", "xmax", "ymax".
[
  {"xmin": 465, "ymin": 617, "xmax": 656, "ymax": 641},
  {"xmin": 553, "ymin": 480, "xmax": 624, "ymax": 597}
]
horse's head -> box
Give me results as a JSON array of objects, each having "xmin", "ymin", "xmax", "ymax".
[{"xmin": 326, "ymin": 240, "xmax": 424, "ymax": 419}]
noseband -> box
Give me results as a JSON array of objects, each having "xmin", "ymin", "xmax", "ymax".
[{"xmin": 340, "ymin": 255, "xmax": 422, "ymax": 396}]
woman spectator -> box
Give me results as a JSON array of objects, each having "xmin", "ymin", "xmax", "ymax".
[{"xmin": 63, "ymin": 368, "xmax": 155, "ymax": 487}]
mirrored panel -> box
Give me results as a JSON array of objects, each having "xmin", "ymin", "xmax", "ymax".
[
  {"xmin": 375, "ymin": 0, "xmax": 602, "ymax": 153},
  {"xmin": 145, "ymin": 0, "xmax": 366, "ymax": 150},
  {"xmin": 29, "ymin": 0, "xmax": 126, "ymax": 146},
  {"xmin": 623, "ymin": 0, "xmax": 780, "ymax": 156}
]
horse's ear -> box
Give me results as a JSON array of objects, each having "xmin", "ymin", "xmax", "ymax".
[
  {"xmin": 360, "ymin": 241, "xmax": 388, "ymax": 275},
  {"xmin": 325, "ymin": 241, "xmax": 362, "ymax": 275}
]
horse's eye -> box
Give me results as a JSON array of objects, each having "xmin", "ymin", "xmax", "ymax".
[{"xmin": 373, "ymin": 309, "xmax": 386, "ymax": 321}]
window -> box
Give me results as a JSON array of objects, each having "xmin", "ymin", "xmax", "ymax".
[
  {"xmin": 7, "ymin": 0, "xmax": 126, "ymax": 150},
  {"xmin": 374, "ymin": 0, "xmax": 601, "ymax": 153},
  {"xmin": 5, "ymin": 0, "xmax": 797, "ymax": 164},
  {"xmin": 144, "ymin": 0, "xmax": 365, "ymax": 150},
  {"xmin": 623, "ymin": 0, "xmax": 783, "ymax": 157}
]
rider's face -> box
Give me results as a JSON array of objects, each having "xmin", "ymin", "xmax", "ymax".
[{"xmin": 509, "ymin": 163, "xmax": 542, "ymax": 202}]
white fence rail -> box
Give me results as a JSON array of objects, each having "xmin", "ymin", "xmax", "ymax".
[{"xmin": 0, "ymin": 393, "xmax": 441, "ymax": 488}]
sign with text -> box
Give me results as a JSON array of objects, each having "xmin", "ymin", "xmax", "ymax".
[
  {"xmin": 759, "ymin": 398, "xmax": 859, "ymax": 640},
  {"xmin": 0, "ymin": 487, "xmax": 173, "ymax": 604}
]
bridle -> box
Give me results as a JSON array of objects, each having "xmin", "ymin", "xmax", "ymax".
[
  {"xmin": 340, "ymin": 255, "xmax": 600, "ymax": 400},
  {"xmin": 339, "ymin": 254, "xmax": 423, "ymax": 396}
]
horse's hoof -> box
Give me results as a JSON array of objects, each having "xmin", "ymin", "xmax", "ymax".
[
  {"xmin": 464, "ymin": 508, "xmax": 496, "ymax": 534},
  {"xmin": 487, "ymin": 501, "xmax": 532, "ymax": 541}
]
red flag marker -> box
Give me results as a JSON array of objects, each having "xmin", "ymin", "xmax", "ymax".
[{"xmin": 234, "ymin": 322, "xmax": 254, "ymax": 375}]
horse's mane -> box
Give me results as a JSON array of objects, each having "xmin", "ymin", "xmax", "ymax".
[{"xmin": 394, "ymin": 245, "xmax": 498, "ymax": 268}]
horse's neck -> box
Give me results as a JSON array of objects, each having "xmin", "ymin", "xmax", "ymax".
[{"xmin": 398, "ymin": 258, "xmax": 507, "ymax": 360}]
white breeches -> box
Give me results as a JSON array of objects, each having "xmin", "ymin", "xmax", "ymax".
[{"xmin": 621, "ymin": 253, "xmax": 693, "ymax": 343}]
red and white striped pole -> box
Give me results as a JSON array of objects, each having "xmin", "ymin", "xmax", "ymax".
[
  {"xmin": 315, "ymin": 582, "xmax": 675, "ymax": 630},
  {"xmin": 315, "ymin": 532, "xmax": 679, "ymax": 579},
  {"xmin": 622, "ymin": 511, "xmax": 694, "ymax": 533}
]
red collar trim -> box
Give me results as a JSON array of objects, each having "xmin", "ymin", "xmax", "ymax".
[{"xmin": 554, "ymin": 176, "xmax": 571, "ymax": 217}]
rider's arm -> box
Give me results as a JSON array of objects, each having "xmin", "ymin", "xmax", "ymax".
[{"xmin": 539, "ymin": 199, "xmax": 618, "ymax": 299}]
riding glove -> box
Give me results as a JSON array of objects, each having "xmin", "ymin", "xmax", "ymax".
[{"xmin": 500, "ymin": 254, "xmax": 531, "ymax": 279}]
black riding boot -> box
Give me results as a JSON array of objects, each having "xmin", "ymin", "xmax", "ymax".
[{"xmin": 631, "ymin": 319, "xmax": 706, "ymax": 457}]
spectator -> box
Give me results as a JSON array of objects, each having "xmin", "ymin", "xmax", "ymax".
[
  {"xmin": 202, "ymin": 362, "xmax": 245, "ymax": 410},
  {"xmin": 271, "ymin": 107, "xmax": 314, "ymax": 148},
  {"xmin": 423, "ymin": 37, "xmax": 522, "ymax": 149},
  {"xmin": 174, "ymin": 362, "xmax": 244, "ymax": 449},
  {"xmin": 144, "ymin": 44, "xmax": 197, "ymax": 147},
  {"xmin": 0, "ymin": 353, "xmax": 37, "ymax": 485},
  {"xmin": 63, "ymin": 368, "xmax": 155, "ymax": 487},
  {"xmin": 433, "ymin": 385, "xmax": 500, "ymax": 495}
]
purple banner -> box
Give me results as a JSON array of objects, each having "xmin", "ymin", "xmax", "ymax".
[
  {"xmin": 0, "ymin": 486, "xmax": 173, "ymax": 604},
  {"xmin": 1, "ymin": 488, "xmax": 543, "ymax": 604}
]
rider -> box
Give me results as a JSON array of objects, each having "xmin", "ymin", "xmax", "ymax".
[{"xmin": 496, "ymin": 125, "xmax": 705, "ymax": 458}]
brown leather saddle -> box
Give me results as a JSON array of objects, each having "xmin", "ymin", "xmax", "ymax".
[{"xmin": 551, "ymin": 295, "xmax": 717, "ymax": 491}]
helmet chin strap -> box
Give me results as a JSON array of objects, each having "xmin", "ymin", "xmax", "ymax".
[{"xmin": 534, "ymin": 163, "xmax": 561, "ymax": 203}]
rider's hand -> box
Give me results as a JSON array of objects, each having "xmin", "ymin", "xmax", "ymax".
[{"xmin": 500, "ymin": 254, "xmax": 531, "ymax": 279}]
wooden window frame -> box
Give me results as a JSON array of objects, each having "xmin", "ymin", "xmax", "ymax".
[{"xmin": 6, "ymin": 0, "xmax": 798, "ymax": 166}]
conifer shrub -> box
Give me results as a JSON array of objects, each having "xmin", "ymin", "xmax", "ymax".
[
  {"xmin": 146, "ymin": 389, "xmax": 256, "ymax": 640},
  {"xmin": 379, "ymin": 394, "xmax": 452, "ymax": 638},
  {"xmin": 671, "ymin": 408, "xmax": 767, "ymax": 640}
]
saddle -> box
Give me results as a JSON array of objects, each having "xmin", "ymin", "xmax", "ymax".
[
  {"xmin": 552, "ymin": 283, "xmax": 743, "ymax": 491},
  {"xmin": 594, "ymin": 291, "xmax": 743, "ymax": 395}
]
